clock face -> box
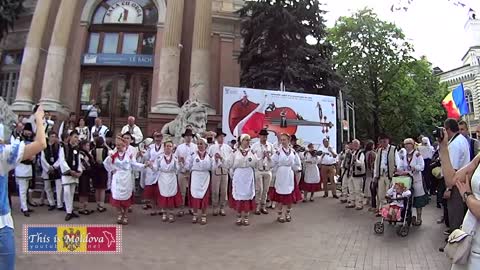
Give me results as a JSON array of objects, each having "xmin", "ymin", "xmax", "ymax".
[{"xmin": 104, "ymin": 2, "xmax": 144, "ymax": 24}]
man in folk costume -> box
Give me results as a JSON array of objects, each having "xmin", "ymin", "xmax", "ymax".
[
  {"xmin": 40, "ymin": 131, "xmax": 64, "ymax": 211},
  {"xmin": 175, "ymin": 129, "xmax": 198, "ymax": 216},
  {"xmin": 59, "ymin": 130, "xmax": 82, "ymax": 221},
  {"xmin": 10, "ymin": 121, "xmax": 23, "ymax": 143},
  {"xmin": 207, "ymin": 128, "xmax": 232, "ymax": 216},
  {"xmin": 14, "ymin": 123, "xmax": 36, "ymax": 216},
  {"xmin": 345, "ymin": 139, "xmax": 366, "ymax": 210},
  {"xmin": 90, "ymin": 117, "xmax": 109, "ymax": 142},
  {"xmin": 120, "ymin": 116, "xmax": 144, "ymax": 146},
  {"xmin": 319, "ymin": 138, "xmax": 339, "ymax": 198},
  {"xmin": 251, "ymin": 129, "xmax": 274, "ymax": 215},
  {"xmin": 373, "ymin": 133, "xmax": 398, "ymax": 214},
  {"xmin": 339, "ymin": 142, "xmax": 353, "ymax": 203},
  {"xmin": 141, "ymin": 131, "xmax": 164, "ymax": 215}
]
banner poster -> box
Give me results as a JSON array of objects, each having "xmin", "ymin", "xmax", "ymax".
[{"xmin": 222, "ymin": 87, "xmax": 337, "ymax": 149}]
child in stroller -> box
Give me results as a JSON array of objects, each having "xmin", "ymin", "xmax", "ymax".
[{"xmin": 374, "ymin": 175, "xmax": 413, "ymax": 237}]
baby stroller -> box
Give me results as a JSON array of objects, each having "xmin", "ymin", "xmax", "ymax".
[{"xmin": 373, "ymin": 175, "xmax": 413, "ymax": 237}]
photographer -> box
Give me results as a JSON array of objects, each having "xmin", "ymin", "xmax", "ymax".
[
  {"xmin": 439, "ymin": 128, "xmax": 480, "ymax": 268},
  {"xmin": 441, "ymin": 119, "xmax": 470, "ymax": 235}
]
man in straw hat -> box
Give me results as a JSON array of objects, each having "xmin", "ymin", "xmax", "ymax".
[
  {"xmin": 251, "ymin": 128, "xmax": 274, "ymax": 215},
  {"xmin": 175, "ymin": 128, "xmax": 198, "ymax": 216},
  {"xmin": 208, "ymin": 128, "xmax": 232, "ymax": 216}
]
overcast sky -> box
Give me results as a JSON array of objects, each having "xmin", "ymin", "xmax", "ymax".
[{"xmin": 321, "ymin": 0, "xmax": 480, "ymax": 71}]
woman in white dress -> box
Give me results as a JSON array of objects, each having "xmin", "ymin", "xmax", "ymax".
[
  {"xmin": 151, "ymin": 140, "xmax": 183, "ymax": 223},
  {"xmin": 271, "ymin": 133, "xmax": 302, "ymax": 223},
  {"xmin": 440, "ymin": 130, "xmax": 480, "ymax": 270},
  {"xmin": 299, "ymin": 143, "xmax": 322, "ymax": 202},
  {"xmin": 75, "ymin": 118, "xmax": 90, "ymax": 142},
  {"xmin": 225, "ymin": 134, "xmax": 258, "ymax": 226},
  {"xmin": 103, "ymin": 137, "xmax": 146, "ymax": 225},
  {"xmin": 187, "ymin": 138, "xmax": 215, "ymax": 225}
]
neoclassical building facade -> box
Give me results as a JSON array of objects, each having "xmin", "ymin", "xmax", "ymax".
[
  {"xmin": 439, "ymin": 17, "xmax": 480, "ymax": 132},
  {"xmin": 0, "ymin": 0, "xmax": 244, "ymax": 134}
]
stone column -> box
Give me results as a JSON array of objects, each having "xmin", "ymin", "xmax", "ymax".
[
  {"xmin": 38, "ymin": 0, "xmax": 77, "ymax": 113},
  {"xmin": 189, "ymin": 0, "xmax": 215, "ymax": 114},
  {"xmin": 12, "ymin": 0, "xmax": 53, "ymax": 112},
  {"xmin": 151, "ymin": 0, "xmax": 185, "ymax": 114}
]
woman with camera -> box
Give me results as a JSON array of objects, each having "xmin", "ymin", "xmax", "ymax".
[{"xmin": 439, "ymin": 129, "xmax": 480, "ymax": 269}]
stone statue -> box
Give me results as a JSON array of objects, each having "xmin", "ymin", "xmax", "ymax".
[
  {"xmin": 0, "ymin": 97, "xmax": 18, "ymax": 140},
  {"xmin": 161, "ymin": 100, "xmax": 208, "ymax": 144}
]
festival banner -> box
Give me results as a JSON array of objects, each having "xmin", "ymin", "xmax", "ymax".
[
  {"xmin": 23, "ymin": 224, "xmax": 122, "ymax": 254},
  {"xmin": 222, "ymin": 87, "xmax": 337, "ymax": 148}
]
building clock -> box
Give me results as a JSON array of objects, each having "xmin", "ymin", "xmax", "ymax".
[{"xmin": 104, "ymin": 1, "xmax": 144, "ymax": 24}]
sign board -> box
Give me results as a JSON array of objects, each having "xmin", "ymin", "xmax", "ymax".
[
  {"xmin": 222, "ymin": 87, "xmax": 337, "ymax": 149},
  {"xmin": 104, "ymin": 1, "xmax": 144, "ymax": 24},
  {"xmin": 82, "ymin": 53, "xmax": 153, "ymax": 67}
]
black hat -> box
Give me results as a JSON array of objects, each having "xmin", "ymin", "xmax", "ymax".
[
  {"xmin": 215, "ymin": 128, "xmax": 226, "ymax": 137},
  {"xmin": 182, "ymin": 129, "xmax": 194, "ymax": 137},
  {"xmin": 24, "ymin": 123, "xmax": 33, "ymax": 132},
  {"xmin": 105, "ymin": 130, "xmax": 113, "ymax": 138},
  {"xmin": 290, "ymin": 134, "xmax": 297, "ymax": 141},
  {"xmin": 259, "ymin": 129, "xmax": 269, "ymax": 136}
]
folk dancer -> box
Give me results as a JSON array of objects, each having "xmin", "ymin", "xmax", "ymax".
[
  {"xmin": 91, "ymin": 136, "xmax": 109, "ymax": 212},
  {"xmin": 187, "ymin": 138, "xmax": 216, "ymax": 225},
  {"xmin": 299, "ymin": 143, "xmax": 322, "ymax": 202},
  {"xmin": 120, "ymin": 116, "xmax": 144, "ymax": 146},
  {"xmin": 345, "ymin": 139, "xmax": 366, "ymax": 210},
  {"xmin": 373, "ymin": 133, "xmax": 398, "ymax": 215},
  {"xmin": 90, "ymin": 117, "xmax": 109, "ymax": 142},
  {"xmin": 150, "ymin": 140, "xmax": 183, "ymax": 223},
  {"xmin": 59, "ymin": 130, "xmax": 82, "ymax": 221},
  {"xmin": 78, "ymin": 140, "xmax": 94, "ymax": 215},
  {"xmin": 103, "ymin": 136, "xmax": 146, "ymax": 225},
  {"xmin": 121, "ymin": 132, "xmax": 140, "ymax": 212},
  {"xmin": 251, "ymin": 128, "xmax": 274, "ymax": 214},
  {"xmin": 319, "ymin": 138, "xmax": 339, "ymax": 198},
  {"xmin": 175, "ymin": 129, "xmax": 198, "ymax": 216},
  {"xmin": 339, "ymin": 142, "xmax": 353, "ymax": 203},
  {"xmin": 267, "ymin": 134, "xmax": 283, "ymax": 209},
  {"xmin": 225, "ymin": 134, "xmax": 258, "ymax": 226},
  {"xmin": 397, "ymin": 138, "xmax": 426, "ymax": 226},
  {"xmin": 207, "ymin": 128, "xmax": 232, "ymax": 216},
  {"xmin": 15, "ymin": 123, "xmax": 35, "ymax": 216},
  {"xmin": 271, "ymin": 133, "xmax": 302, "ymax": 223},
  {"xmin": 141, "ymin": 131, "xmax": 163, "ymax": 215},
  {"xmin": 40, "ymin": 131, "xmax": 63, "ymax": 211}
]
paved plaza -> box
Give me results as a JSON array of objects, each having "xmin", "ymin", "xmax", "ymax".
[{"xmin": 12, "ymin": 197, "xmax": 451, "ymax": 270}]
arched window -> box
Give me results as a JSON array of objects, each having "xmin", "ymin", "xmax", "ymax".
[{"xmin": 466, "ymin": 89, "xmax": 475, "ymax": 114}]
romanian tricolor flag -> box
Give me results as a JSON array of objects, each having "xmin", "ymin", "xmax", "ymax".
[{"xmin": 442, "ymin": 83, "xmax": 469, "ymax": 119}]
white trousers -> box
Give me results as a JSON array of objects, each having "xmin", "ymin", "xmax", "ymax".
[
  {"xmin": 255, "ymin": 171, "xmax": 272, "ymax": 206},
  {"xmin": 44, "ymin": 179, "xmax": 63, "ymax": 208},
  {"xmin": 211, "ymin": 173, "xmax": 228, "ymax": 208},
  {"xmin": 63, "ymin": 184, "xmax": 77, "ymax": 214},
  {"xmin": 347, "ymin": 177, "xmax": 364, "ymax": 208},
  {"xmin": 341, "ymin": 171, "xmax": 349, "ymax": 199},
  {"xmin": 16, "ymin": 177, "xmax": 30, "ymax": 211}
]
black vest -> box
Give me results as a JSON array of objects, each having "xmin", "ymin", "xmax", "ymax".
[
  {"xmin": 91, "ymin": 146, "xmax": 109, "ymax": 165},
  {"xmin": 64, "ymin": 144, "xmax": 80, "ymax": 172},
  {"xmin": 20, "ymin": 136, "xmax": 34, "ymax": 165},
  {"xmin": 44, "ymin": 144, "xmax": 60, "ymax": 165}
]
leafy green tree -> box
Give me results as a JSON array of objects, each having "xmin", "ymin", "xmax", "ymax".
[
  {"xmin": 237, "ymin": 0, "xmax": 341, "ymax": 95},
  {"xmin": 0, "ymin": 0, "xmax": 24, "ymax": 42}
]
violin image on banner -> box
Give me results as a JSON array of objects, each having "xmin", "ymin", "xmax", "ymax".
[{"xmin": 228, "ymin": 92, "xmax": 334, "ymax": 139}]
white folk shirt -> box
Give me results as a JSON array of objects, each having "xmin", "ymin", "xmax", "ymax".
[
  {"xmin": 103, "ymin": 153, "xmax": 145, "ymax": 200},
  {"xmin": 121, "ymin": 124, "xmax": 144, "ymax": 145},
  {"xmin": 187, "ymin": 152, "xmax": 215, "ymax": 199},
  {"xmin": 272, "ymin": 147, "xmax": 301, "ymax": 194},
  {"xmin": 399, "ymin": 150, "xmax": 425, "ymax": 197},
  {"xmin": 208, "ymin": 142, "xmax": 232, "ymax": 175},
  {"xmin": 154, "ymin": 154, "xmax": 181, "ymax": 197},
  {"xmin": 417, "ymin": 144, "xmax": 434, "ymax": 160},
  {"xmin": 319, "ymin": 146, "xmax": 337, "ymax": 165},
  {"xmin": 176, "ymin": 142, "xmax": 198, "ymax": 173},
  {"xmin": 251, "ymin": 141, "xmax": 274, "ymax": 171},
  {"xmin": 40, "ymin": 145, "xmax": 61, "ymax": 179},
  {"xmin": 59, "ymin": 146, "xmax": 82, "ymax": 185},
  {"xmin": 1, "ymin": 141, "xmax": 25, "ymax": 229},
  {"xmin": 302, "ymin": 152, "xmax": 321, "ymax": 184},
  {"xmin": 226, "ymin": 148, "xmax": 257, "ymax": 200},
  {"xmin": 90, "ymin": 125, "xmax": 109, "ymax": 141},
  {"xmin": 75, "ymin": 126, "xmax": 90, "ymax": 141},
  {"xmin": 142, "ymin": 144, "xmax": 164, "ymax": 186},
  {"xmin": 381, "ymin": 147, "xmax": 389, "ymax": 172}
]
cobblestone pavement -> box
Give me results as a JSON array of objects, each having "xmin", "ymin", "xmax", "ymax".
[{"xmin": 12, "ymin": 196, "xmax": 451, "ymax": 270}]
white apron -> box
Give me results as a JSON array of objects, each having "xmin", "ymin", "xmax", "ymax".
[
  {"xmin": 156, "ymin": 156, "xmax": 179, "ymax": 197},
  {"xmin": 304, "ymin": 163, "xmax": 320, "ymax": 184},
  {"xmin": 111, "ymin": 170, "xmax": 134, "ymax": 200},
  {"xmin": 275, "ymin": 166, "xmax": 294, "ymax": 194},
  {"xmin": 191, "ymin": 171, "xmax": 210, "ymax": 199},
  {"xmin": 232, "ymin": 167, "xmax": 255, "ymax": 200}
]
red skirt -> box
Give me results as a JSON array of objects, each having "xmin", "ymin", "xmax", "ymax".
[
  {"xmin": 271, "ymin": 181, "xmax": 303, "ymax": 204},
  {"xmin": 228, "ymin": 197, "xmax": 256, "ymax": 212},
  {"xmin": 157, "ymin": 189, "xmax": 183, "ymax": 209},
  {"xmin": 110, "ymin": 195, "xmax": 133, "ymax": 209},
  {"xmin": 143, "ymin": 183, "xmax": 159, "ymax": 201},
  {"xmin": 189, "ymin": 190, "xmax": 210, "ymax": 210},
  {"xmin": 299, "ymin": 179, "xmax": 322, "ymax": 192}
]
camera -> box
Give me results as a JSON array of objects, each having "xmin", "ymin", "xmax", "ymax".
[{"xmin": 432, "ymin": 126, "xmax": 444, "ymax": 141}]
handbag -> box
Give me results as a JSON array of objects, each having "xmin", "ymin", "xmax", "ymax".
[{"xmin": 444, "ymin": 228, "xmax": 474, "ymax": 265}]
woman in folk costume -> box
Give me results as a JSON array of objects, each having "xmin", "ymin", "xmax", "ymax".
[
  {"xmin": 103, "ymin": 136, "xmax": 147, "ymax": 225},
  {"xmin": 78, "ymin": 140, "xmax": 95, "ymax": 215},
  {"xmin": 225, "ymin": 134, "xmax": 258, "ymax": 226},
  {"xmin": 299, "ymin": 143, "xmax": 322, "ymax": 202},
  {"xmin": 90, "ymin": 136, "xmax": 109, "ymax": 212},
  {"xmin": 186, "ymin": 138, "xmax": 216, "ymax": 225},
  {"xmin": 267, "ymin": 133, "xmax": 283, "ymax": 209},
  {"xmin": 75, "ymin": 118, "xmax": 90, "ymax": 142},
  {"xmin": 150, "ymin": 139, "xmax": 183, "ymax": 222},
  {"xmin": 271, "ymin": 133, "xmax": 302, "ymax": 223},
  {"xmin": 121, "ymin": 132, "xmax": 139, "ymax": 212},
  {"xmin": 141, "ymin": 131, "xmax": 163, "ymax": 215},
  {"xmin": 397, "ymin": 138, "xmax": 426, "ymax": 226},
  {"xmin": 59, "ymin": 130, "xmax": 82, "ymax": 221}
]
